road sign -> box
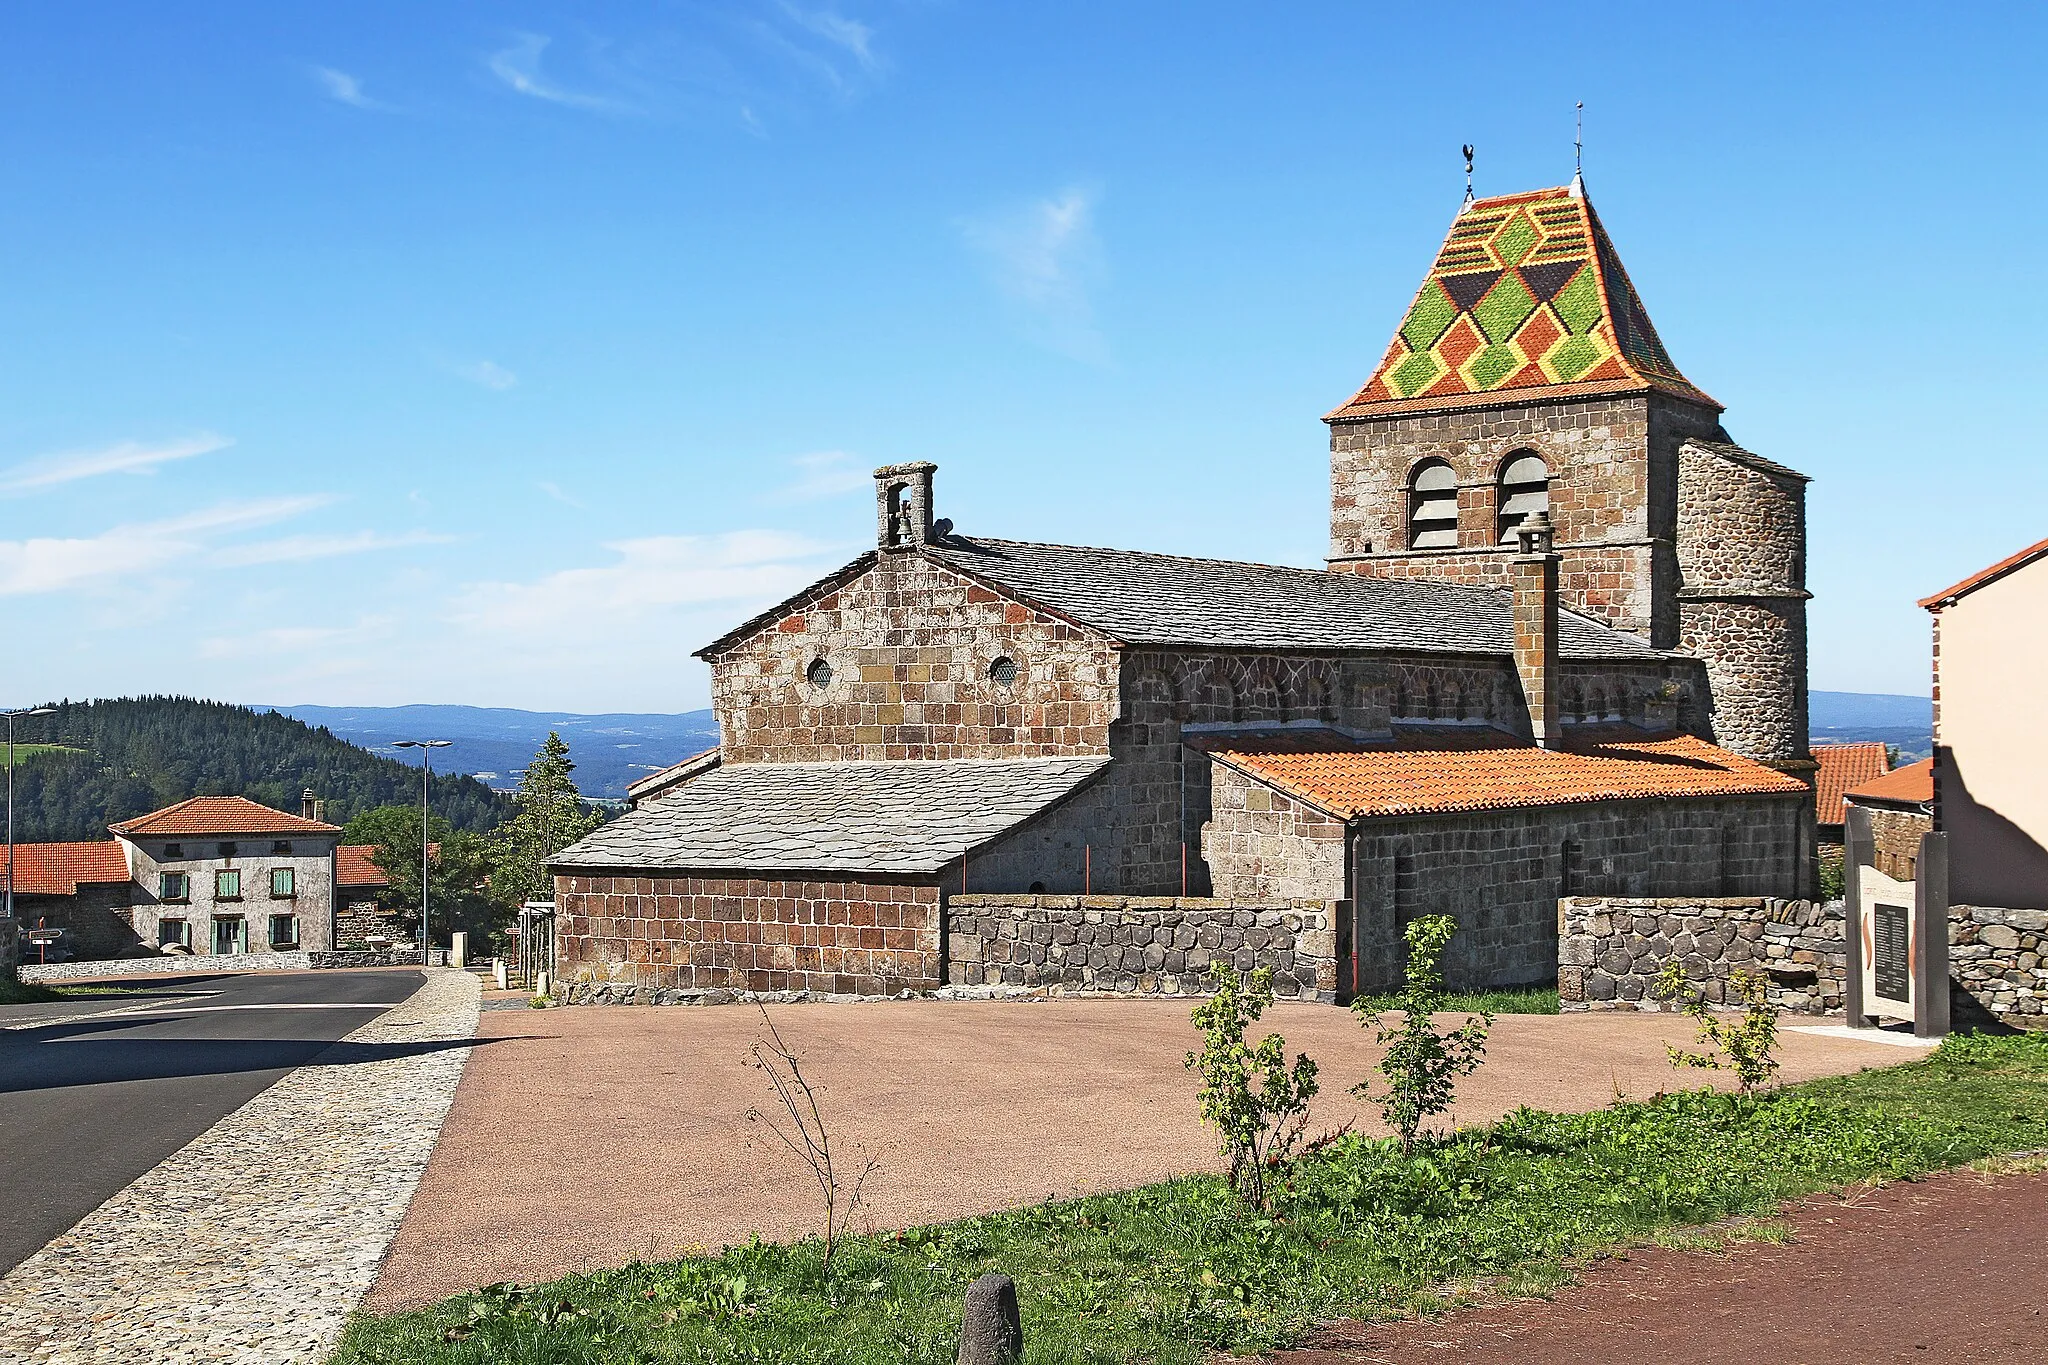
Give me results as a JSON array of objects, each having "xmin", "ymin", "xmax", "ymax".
[{"xmin": 25, "ymin": 929, "xmax": 61, "ymax": 945}]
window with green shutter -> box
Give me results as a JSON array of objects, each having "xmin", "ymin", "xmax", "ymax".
[
  {"xmin": 216, "ymin": 868, "xmax": 242, "ymax": 900},
  {"xmin": 270, "ymin": 867, "xmax": 296, "ymax": 898},
  {"xmin": 161, "ymin": 871, "xmax": 189, "ymax": 902}
]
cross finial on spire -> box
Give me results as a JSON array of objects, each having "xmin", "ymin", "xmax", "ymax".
[
  {"xmin": 1462, "ymin": 144, "xmax": 1474, "ymax": 204},
  {"xmin": 1570, "ymin": 102, "xmax": 1585, "ymax": 198}
]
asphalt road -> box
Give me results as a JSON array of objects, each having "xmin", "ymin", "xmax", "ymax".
[{"xmin": 0, "ymin": 969, "xmax": 426, "ymax": 1275}]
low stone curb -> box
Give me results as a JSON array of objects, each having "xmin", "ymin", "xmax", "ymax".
[
  {"xmin": 20, "ymin": 949, "xmax": 433, "ymax": 983},
  {"xmin": 0, "ymin": 968, "xmax": 482, "ymax": 1364}
]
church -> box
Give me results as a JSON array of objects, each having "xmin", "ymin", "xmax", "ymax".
[{"xmin": 550, "ymin": 180, "xmax": 1815, "ymax": 999}]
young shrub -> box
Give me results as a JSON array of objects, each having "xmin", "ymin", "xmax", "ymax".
[
  {"xmin": 1654, "ymin": 961, "xmax": 1782, "ymax": 1093},
  {"xmin": 1184, "ymin": 964, "xmax": 1319, "ymax": 1208},
  {"xmin": 1355, "ymin": 914, "xmax": 1493, "ymax": 1153},
  {"xmin": 745, "ymin": 1006, "xmax": 879, "ymax": 1274}
]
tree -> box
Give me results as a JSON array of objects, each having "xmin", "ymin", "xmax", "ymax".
[
  {"xmin": 486, "ymin": 732, "xmax": 604, "ymax": 909},
  {"xmin": 1184, "ymin": 965, "xmax": 1320, "ymax": 1207},
  {"xmin": 343, "ymin": 804, "xmax": 498, "ymax": 947}
]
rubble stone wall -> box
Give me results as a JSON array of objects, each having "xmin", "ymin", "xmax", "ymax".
[
  {"xmin": 1952, "ymin": 904, "xmax": 2048, "ymax": 1019},
  {"xmin": 1559, "ymin": 895, "xmax": 1843, "ymax": 1013},
  {"xmin": 945, "ymin": 893, "xmax": 1337, "ymax": 1001}
]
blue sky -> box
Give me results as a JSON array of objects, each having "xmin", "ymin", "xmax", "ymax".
[{"xmin": 3, "ymin": 2, "xmax": 2042, "ymax": 712}]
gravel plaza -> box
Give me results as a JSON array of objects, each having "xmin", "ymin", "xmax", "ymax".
[{"xmin": 367, "ymin": 996, "xmax": 1902, "ymax": 1310}]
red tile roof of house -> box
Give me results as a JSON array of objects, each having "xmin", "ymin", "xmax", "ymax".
[
  {"xmin": 1844, "ymin": 757, "xmax": 1933, "ymax": 809},
  {"xmin": 1209, "ymin": 729, "xmax": 1806, "ymax": 820},
  {"xmin": 109, "ymin": 795, "xmax": 342, "ymax": 838},
  {"xmin": 1919, "ymin": 535, "xmax": 2048, "ymax": 609},
  {"xmin": 336, "ymin": 845, "xmax": 389, "ymax": 887},
  {"xmin": 1812, "ymin": 743, "xmax": 1890, "ymax": 828},
  {"xmin": 4, "ymin": 841, "xmax": 130, "ymax": 896}
]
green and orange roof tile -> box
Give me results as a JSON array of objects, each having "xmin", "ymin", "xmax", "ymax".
[{"xmin": 1329, "ymin": 187, "xmax": 1717, "ymax": 420}]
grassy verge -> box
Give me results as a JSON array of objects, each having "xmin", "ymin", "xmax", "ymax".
[
  {"xmin": 333, "ymin": 1032, "xmax": 2048, "ymax": 1365},
  {"xmin": 0, "ymin": 976, "xmax": 61, "ymax": 1005},
  {"xmin": 1354, "ymin": 983, "xmax": 1559, "ymax": 1015}
]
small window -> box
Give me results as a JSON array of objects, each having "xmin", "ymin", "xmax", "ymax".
[
  {"xmin": 271, "ymin": 840, "xmax": 292, "ymax": 855},
  {"xmin": 163, "ymin": 843, "xmax": 183, "ymax": 859},
  {"xmin": 160, "ymin": 871, "xmax": 189, "ymax": 903},
  {"xmin": 215, "ymin": 868, "xmax": 242, "ymax": 900},
  {"xmin": 217, "ymin": 842, "xmax": 237, "ymax": 858},
  {"xmin": 806, "ymin": 657, "xmax": 833, "ymax": 689},
  {"xmin": 1497, "ymin": 452, "xmax": 1551, "ymax": 544},
  {"xmin": 270, "ymin": 867, "xmax": 296, "ymax": 898},
  {"xmin": 989, "ymin": 656, "xmax": 1019, "ymax": 690},
  {"xmin": 158, "ymin": 918, "xmax": 189, "ymax": 948},
  {"xmin": 1407, "ymin": 460, "xmax": 1460, "ymax": 549},
  {"xmin": 269, "ymin": 914, "xmax": 299, "ymax": 947}
]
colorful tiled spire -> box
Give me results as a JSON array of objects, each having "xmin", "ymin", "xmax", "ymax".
[{"xmin": 1328, "ymin": 187, "xmax": 1717, "ymax": 420}]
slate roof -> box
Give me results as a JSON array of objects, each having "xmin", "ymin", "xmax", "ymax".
[
  {"xmin": 1683, "ymin": 439, "xmax": 1809, "ymax": 484},
  {"xmin": 1844, "ymin": 757, "xmax": 1933, "ymax": 811},
  {"xmin": 1329, "ymin": 187, "xmax": 1717, "ymax": 421},
  {"xmin": 625, "ymin": 747, "xmax": 722, "ymax": 808},
  {"xmin": 4, "ymin": 841, "xmax": 130, "ymax": 896},
  {"xmin": 924, "ymin": 536, "xmax": 1666, "ymax": 660},
  {"xmin": 1207, "ymin": 728, "xmax": 1805, "ymax": 820},
  {"xmin": 110, "ymin": 795, "xmax": 342, "ymax": 838},
  {"xmin": 551, "ymin": 757, "xmax": 1111, "ymax": 875},
  {"xmin": 1813, "ymin": 743, "xmax": 1891, "ymax": 828}
]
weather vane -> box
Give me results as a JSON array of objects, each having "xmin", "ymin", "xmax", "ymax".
[
  {"xmin": 1462, "ymin": 144, "xmax": 1474, "ymax": 204},
  {"xmin": 1572, "ymin": 102, "xmax": 1585, "ymax": 195}
]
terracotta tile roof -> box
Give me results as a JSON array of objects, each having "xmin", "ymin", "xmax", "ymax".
[
  {"xmin": 1919, "ymin": 535, "xmax": 2048, "ymax": 609},
  {"xmin": 1844, "ymin": 757, "xmax": 1933, "ymax": 810},
  {"xmin": 3, "ymin": 841, "xmax": 130, "ymax": 896},
  {"xmin": 109, "ymin": 795, "xmax": 341, "ymax": 838},
  {"xmin": 336, "ymin": 845, "xmax": 390, "ymax": 887},
  {"xmin": 1210, "ymin": 729, "xmax": 1805, "ymax": 820},
  {"xmin": 1813, "ymin": 743, "xmax": 1890, "ymax": 828},
  {"xmin": 1328, "ymin": 187, "xmax": 1717, "ymax": 422}
]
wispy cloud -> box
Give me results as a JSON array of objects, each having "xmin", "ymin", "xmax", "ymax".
[
  {"xmin": 453, "ymin": 358, "xmax": 518, "ymax": 391},
  {"xmin": 766, "ymin": 451, "xmax": 870, "ymax": 503},
  {"xmin": 778, "ymin": 5, "xmax": 880, "ymax": 74},
  {"xmin": 538, "ymin": 481, "xmax": 585, "ymax": 509},
  {"xmin": 212, "ymin": 529, "xmax": 453, "ymax": 568},
  {"xmin": 199, "ymin": 615, "xmax": 396, "ymax": 663},
  {"xmin": 960, "ymin": 186, "xmax": 1109, "ymax": 363},
  {"xmin": 313, "ymin": 66, "xmax": 388, "ymax": 111},
  {"xmin": 0, "ymin": 434, "xmax": 232, "ymax": 495},
  {"xmin": 0, "ymin": 496, "xmax": 331, "ymax": 596},
  {"xmin": 488, "ymin": 33, "xmax": 620, "ymax": 111}
]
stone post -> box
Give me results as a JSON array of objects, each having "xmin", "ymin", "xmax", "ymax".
[
  {"xmin": 958, "ymin": 1272, "xmax": 1022, "ymax": 1365},
  {"xmin": 1513, "ymin": 510, "xmax": 1561, "ymax": 748}
]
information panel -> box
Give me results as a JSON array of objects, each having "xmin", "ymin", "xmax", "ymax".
[{"xmin": 1872, "ymin": 902, "xmax": 1910, "ymax": 1003}]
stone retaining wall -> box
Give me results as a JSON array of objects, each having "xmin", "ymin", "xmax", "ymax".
[
  {"xmin": 1952, "ymin": 905, "xmax": 2048, "ymax": 1019},
  {"xmin": 944, "ymin": 894, "xmax": 1337, "ymax": 1001},
  {"xmin": 20, "ymin": 948, "xmax": 429, "ymax": 981},
  {"xmin": 1558, "ymin": 896, "xmax": 1843, "ymax": 1014}
]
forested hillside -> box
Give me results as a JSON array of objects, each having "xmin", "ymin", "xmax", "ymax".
[{"xmin": 4, "ymin": 697, "xmax": 509, "ymax": 842}]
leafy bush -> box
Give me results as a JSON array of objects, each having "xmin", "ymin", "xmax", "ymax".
[
  {"xmin": 1185, "ymin": 965, "xmax": 1319, "ymax": 1208},
  {"xmin": 1654, "ymin": 962, "xmax": 1781, "ymax": 1093},
  {"xmin": 1355, "ymin": 915, "xmax": 1492, "ymax": 1151}
]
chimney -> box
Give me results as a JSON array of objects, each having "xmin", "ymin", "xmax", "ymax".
[
  {"xmin": 874, "ymin": 462, "xmax": 938, "ymax": 550},
  {"xmin": 1512, "ymin": 510, "xmax": 1561, "ymax": 749},
  {"xmin": 302, "ymin": 789, "xmax": 318, "ymax": 821}
]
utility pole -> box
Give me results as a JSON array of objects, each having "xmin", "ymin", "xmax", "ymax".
[
  {"xmin": 391, "ymin": 739, "xmax": 451, "ymax": 963},
  {"xmin": 4, "ymin": 706, "xmax": 58, "ymax": 977}
]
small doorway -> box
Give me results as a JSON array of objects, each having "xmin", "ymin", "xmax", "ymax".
[{"xmin": 211, "ymin": 917, "xmax": 247, "ymax": 955}]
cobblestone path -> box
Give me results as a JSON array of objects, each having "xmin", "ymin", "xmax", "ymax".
[{"xmin": 0, "ymin": 969, "xmax": 481, "ymax": 1363}]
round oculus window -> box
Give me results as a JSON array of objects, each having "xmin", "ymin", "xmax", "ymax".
[
  {"xmin": 988, "ymin": 656, "xmax": 1019, "ymax": 689},
  {"xmin": 806, "ymin": 657, "xmax": 833, "ymax": 689}
]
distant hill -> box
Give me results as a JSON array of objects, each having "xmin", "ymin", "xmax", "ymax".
[
  {"xmin": 262, "ymin": 704, "xmax": 722, "ymax": 799},
  {"xmin": 5, "ymin": 697, "xmax": 510, "ymax": 843},
  {"xmin": 1810, "ymin": 690, "xmax": 1933, "ymax": 762}
]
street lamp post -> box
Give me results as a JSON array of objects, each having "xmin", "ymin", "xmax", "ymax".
[
  {"xmin": 391, "ymin": 739, "xmax": 451, "ymax": 962},
  {"xmin": 5, "ymin": 712, "xmax": 59, "ymax": 965}
]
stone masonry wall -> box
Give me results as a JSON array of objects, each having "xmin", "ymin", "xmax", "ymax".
[
  {"xmin": 1558, "ymin": 896, "xmax": 1843, "ymax": 1014},
  {"xmin": 554, "ymin": 872, "xmax": 944, "ymax": 995},
  {"xmin": 945, "ymin": 894, "xmax": 1337, "ymax": 1001},
  {"xmin": 1327, "ymin": 393, "xmax": 1723, "ymax": 641},
  {"xmin": 1868, "ymin": 808, "xmax": 1933, "ymax": 884},
  {"xmin": 1951, "ymin": 904, "xmax": 2048, "ymax": 1020},
  {"xmin": 707, "ymin": 552, "xmax": 1119, "ymax": 763},
  {"xmin": 1203, "ymin": 761, "xmax": 1348, "ymax": 901}
]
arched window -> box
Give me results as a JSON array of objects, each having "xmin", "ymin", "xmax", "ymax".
[
  {"xmin": 1496, "ymin": 452, "xmax": 1550, "ymax": 544},
  {"xmin": 1407, "ymin": 460, "xmax": 1459, "ymax": 549}
]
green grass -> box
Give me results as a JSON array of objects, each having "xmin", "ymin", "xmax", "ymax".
[
  {"xmin": 0, "ymin": 742, "xmax": 83, "ymax": 768},
  {"xmin": 332, "ymin": 1031, "xmax": 2048, "ymax": 1365},
  {"xmin": 0, "ymin": 976, "xmax": 62, "ymax": 1005},
  {"xmin": 1354, "ymin": 984, "xmax": 1560, "ymax": 1015}
]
